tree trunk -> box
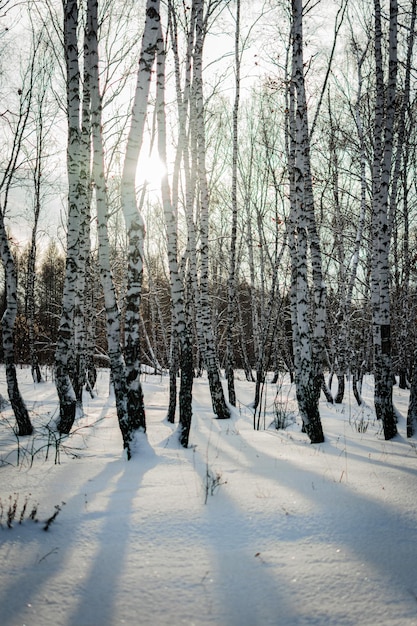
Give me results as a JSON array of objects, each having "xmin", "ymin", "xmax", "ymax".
[
  {"xmin": 157, "ymin": 14, "xmax": 194, "ymax": 444},
  {"xmin": 120, "ymin": 0, "xmax": 163, "ymax": 433},
  {"xmin": 191, "ymin": 0, "xmax": 230, "ymax": 419},
  {"xmin": 26, "ymin": 110, "xmax": 44, "ymax": 384},
  {"xmin": 0, "ymin": 212, "xmax": 33, "ymax": 435},
  {"xmin": 72, "ymin": 37, "xmax": 93, "ymax": 405},
  {"xmin": 225, "ymin": 0, "xmax": 241, "ymax": 407},
  {"xmin": 347, "ymin": 38, "xmax": 369, "ymax": 408},
  {"xmin": 370, "ymin": 0, "xmax": 397, "ymax": 440},
  {"xmin": 236, "ymin": 293, "xmax": 254, "ymax": 382},
  {"xmin": 84, "ymin": 255, "xmax": 97, "ymax": 398},
  {"xmin": 352, "ymin": 367, "xmax": 363, "ymax": 407},
  {"xmin": 286, "ymin": 0, "xmax": 324, "ymax": 443},
  {"xmin": 26, "ymin": 227, "xmax": 42, "ymax": 384},
  {"xmin": 407, "ymin": 345, "xmax": 417, "ymax": 437},
  {"xmin": 88, "ymin": 0, "xmax": 144, "ymax": 457},
  {"xmin": 55, "ymin": 0, "xmax": 81, "ymax": 435},
  {"xmin": 167, "ymin": 325, "xmax": 179, "ymax": 424}
]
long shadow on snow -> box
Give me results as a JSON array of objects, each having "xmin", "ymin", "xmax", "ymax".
[
  {"xmin": 190, "ymin": 442, "xmax": 301, "ymax": 626},
  {"xmin": 0, "ymin": 437, "xmax": 157, "ymax": 626},
  {"xmin": 67, "ymin": 440, "xmax": 157, "ymax": 626},
  {"xmin": 189, "ymin": 404, "xmax": 417, "ymax": 623}
]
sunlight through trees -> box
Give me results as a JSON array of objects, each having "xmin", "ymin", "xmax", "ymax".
[{"xmin": 0, "ymin": 0, "xmax": 415, "ymax": 452}]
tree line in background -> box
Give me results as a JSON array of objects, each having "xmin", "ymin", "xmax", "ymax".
[{"xmin": 0, "ymin": 0, "xmax": 416, "ymax": 457}]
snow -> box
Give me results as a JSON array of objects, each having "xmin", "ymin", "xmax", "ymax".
[{"xmin": 0, "ymin": 368, "xmax": 417, "ymax": 626}]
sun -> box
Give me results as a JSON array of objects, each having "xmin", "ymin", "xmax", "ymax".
[{"xmin": 136, "ymin": 151, "xmax": 167, "ymax": 191}]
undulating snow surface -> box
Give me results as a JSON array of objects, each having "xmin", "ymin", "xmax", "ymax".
[{"xmin": 0, "ymin": 368, "xmax": 417, "ymax": 626}]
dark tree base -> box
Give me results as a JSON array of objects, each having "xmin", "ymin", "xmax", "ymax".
[
  {"xmin": 334, "ymin": 374, "xmax": 345, "ymax": 404},
  {"xmin": 57, "ymin": 401, "xmax": 77, "ymax": 435},
  {"xmin": 11, "ymin": 399, "xmax": 33, "ymax": 436},
  {"xmin": 305, "ymin": 420, "xmax": 325, "ymax": 444},
  {"xmin": 383, "ymin": 418, "xmax": 397, "ymax": 441},
  {"xmin": 16, "ymin": 420, "xmax": 34, "ymax": 437},
  {"xmin": 167, "ymin": 368, "xmax": 177, "ymax": 424},
  {"xmin": 178, "ymin": 342, "xmax": 193, "ymax": 447},
  {"xmin": 321, "ymin": 374, "xmax": 334, "ymax": 404}
]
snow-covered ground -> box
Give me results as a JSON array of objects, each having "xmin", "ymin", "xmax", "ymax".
[{"xmin": 0, "ymin": 367, "xmax": 416, "ymax": 626}]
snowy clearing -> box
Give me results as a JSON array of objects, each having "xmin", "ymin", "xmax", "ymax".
[{"xmin": 0, "ymin": 368, "xmax": 417, "ymax": 626}]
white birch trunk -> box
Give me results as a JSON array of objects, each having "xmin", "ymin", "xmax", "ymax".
[
  {"xmin": 0, "ymin": 211, "xmax": 33, "ymax": 435},
  {"xmin": 370, "ymin": 0, "xmax": 397, "ymax": 439},
  {"xmin": 84, "ymin": 258, "xmax": 97, "ymax": 397},
  {"xmin": 192, "ymin": 0, "xmax": 230, "ymax": 419},
  {"xmin": 72, "ymin": 35, "xmax": 93, "ymax": 404},
  {"xmin": 287, "ymin": 0, "xmax": 324, "ymax": 443},
  {"xmin": 88, "ymin": 0, "xmax": 144, "ymax": 457},
  {"xmin": 242, "ymin": 146, "xmax": 259, "ymax": 384},
  {"xmin": 120, "ymin": 0, "xmax": 161, "ymax": 430},
  {"xmin": 404, "ymin": 3, "xmax": 417, "ymax": 432},
  {"xmin": 55, "ymin": 0, "xmax": 80, "ymax": 434},
  {"xmin": 327, "ymin": 109, "xmax": 345, "ymax": 403},
  {"xmin": 391, "ymin": 0, "xmax": 415, "ymax": 396},
  {"xmin": 225, "ymin": 0, "xmax": 240, "ymax": 407},
  {"xmin": 156, "ymin": 21, "xmax": 194, "ymax": 446}
]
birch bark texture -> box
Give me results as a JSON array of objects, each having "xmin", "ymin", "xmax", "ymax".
[
  {"xmin": 156, "ymin": 18, "xmax": 194, "ymax": 446},
  {"xmin": 72, "ymin": 21, "xmax": 94, "ymax": 405},
  {"xmin": 191, "ymin": 0, "xmax": 230, "ymax": 419},
  {"xmin": 168, "ymin": 0, "xmax": 230, "ymax": 419},
  {"xmin": 87, "ymin": 0, "xmax": 148, "ymax": 458},
  {"xmin": 370, "ymin": 0, "xmax": 397, "ymax": 440},
  {"xmin": 0, "ymin": 23, "xmax": 46, "ymax": 434},
  {"xmin": 0, "ymin": 211, "xmax": 33, "ymax": 435},
  {"xmin": 287, "ymin": 0, "xmax": 324, "ymax": 443},
  {"xmin": 120, "ymin": 0, "xmax": 163, "ymax": 432},
  {"xmin": 225, "ymin": 0, "xmax": 240, "ymax": 407},
  {"xmin": 405, "ymin": 0, "xmax": 417, "ymax": 437},
  {"xmin": 55, "ymin": 0, "xmax": 81, "ymax": 434}
]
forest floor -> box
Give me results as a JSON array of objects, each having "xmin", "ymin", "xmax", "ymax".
[{"xmin": 0, "ymin": 367, "xmax": 416, "ymax": 626}]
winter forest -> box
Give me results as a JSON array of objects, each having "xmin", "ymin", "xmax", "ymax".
[
  {"xmin": 0, "ymin": 0, "xmax": 415, "ymax": 452},
  {"xmin": 2, "ymin": 1, "xmax": 417, "ymax": 625}
]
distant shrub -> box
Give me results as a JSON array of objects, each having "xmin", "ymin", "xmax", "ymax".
[{"xmin": 272, "ymin": 399, "xmax": 297, "ymax": 430}]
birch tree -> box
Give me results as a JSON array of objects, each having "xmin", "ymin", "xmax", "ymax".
[
  {"xmin": 24, "ymin": 28, "xmax": 56, "ymax": 384},
  {"xmin": 399, "ymin": 0, "xmax": 417, "ymax": 435},
  {"xmin": 71, "ymin": 4, "xmax": 95, "ymax": 405},
  {"xmin": 370, "ymin": 0, "xmax": 397, "ymax": 439},
  {"xmin": 346, "ymin": 23, "xmax": 370, "ymax": 406},
  {"xmin": 88, "ymin": 0, "xmax": 148, "ymax": 457},
  {"xmin": 389, "ymin": 0, "xmax": 416, "ymax": 398},
  {"xmin": 286, "ymin": 0, "xmax": 324, "ymax": 443},
  {"xmin": 119, "ymin": 0, "xmax": 164, "ymax": 431},
  {"xmin": 225, "ymin": 0, "xmax": 240, "ymax": 407},
  {"xmin": 25, "ymin": 119, "xmax": 44, "ymax": 385},
  {"xmin": 156, "ymin": 11, "xmax": 194, "ymax": 445},
  {"xmin": 0, "ymin": 214, "xmax": 33, "ymax": 435},
  {"xmin": 0, "ymin": 28, "xmax": 39, "ymax": 435},
  {"xmin": 167, "ymin": 0, "xmax": 230, "ymax": 420},
  {"xmin": 55, "ymin": 0, "xmax": 82, "ymax": 434},
  {"xmin": 190, "ymin": 0, "xmax": 230, "ymax": 419}
]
